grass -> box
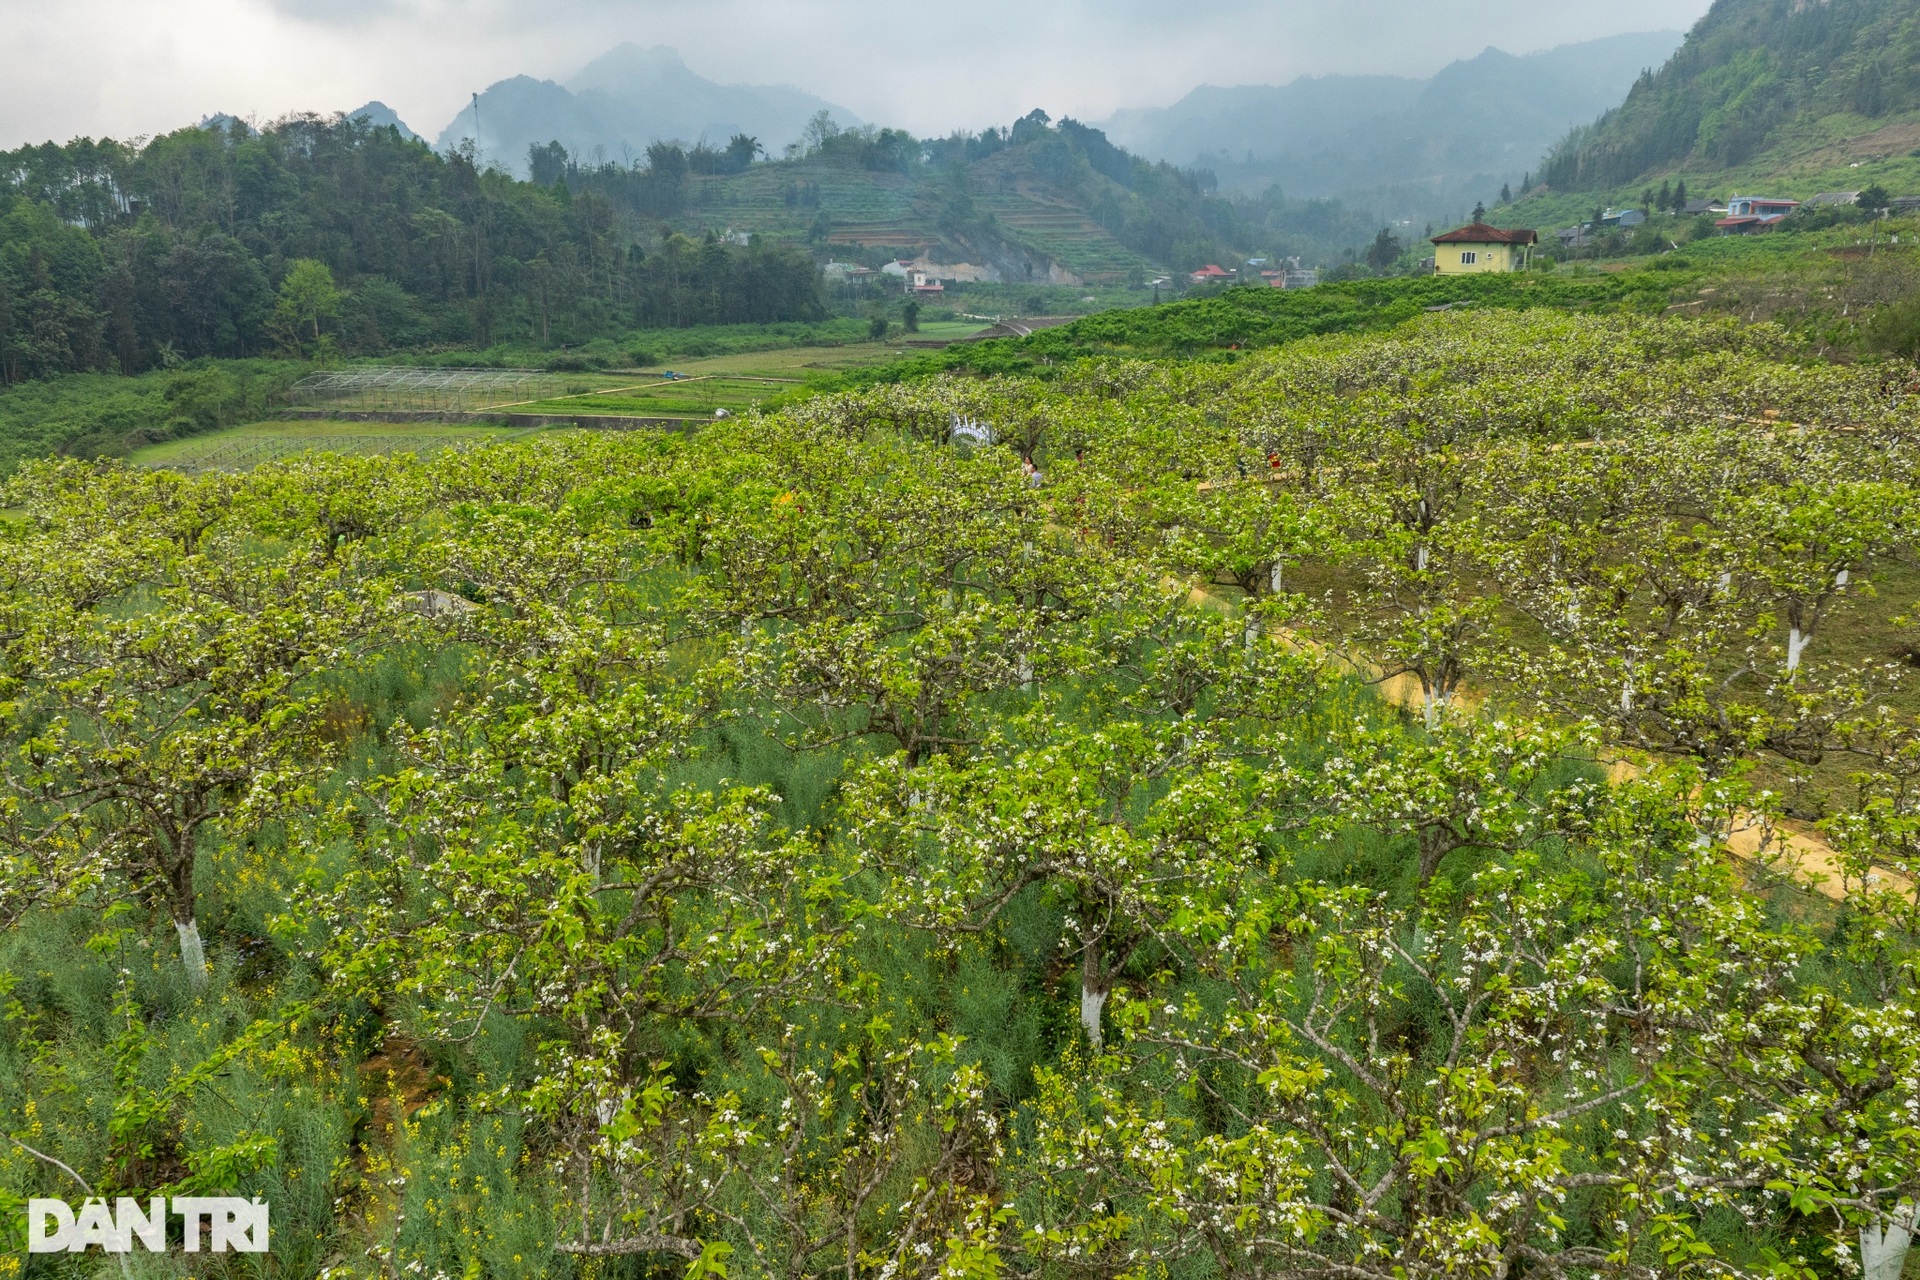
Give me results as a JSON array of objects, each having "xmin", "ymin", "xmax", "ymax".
[
  {"xmin": 1503, "ymin": 109, "xmax": 1920, "ymax": 235},
  {"xmin": 131, "ymin": 421, "xmax": 529, "ymax": 472},
  {"xmin": 631, "ymin": 336, "xmax": 987, "ymax": 380},
  {"xmin": 517, "ymin": 325, "xmax": 992, "ymax": 415},
  {"xmin": 513, "ymin": 377, "xmax": 787, "ymax": 418}
]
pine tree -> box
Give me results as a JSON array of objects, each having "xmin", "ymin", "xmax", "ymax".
[
  {"xmin": 1500, "ymin": 183, "xmax": 1513, "ymax": 205},
  {"xmin": 1657, "ymin": 180, "xmax": 1672, "ymax": 211},
  {"xmin": 1472, "ymin": 201, "xmax": 1487, "ymax": 223},
  {"xmin": 1674, "ymin": 179, "xmax": 1689, "ymax": 211}
]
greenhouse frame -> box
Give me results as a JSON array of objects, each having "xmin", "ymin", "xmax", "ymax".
[{"xmin": 288, "ymin": 367, "xmax": 566, "ymax": 413}]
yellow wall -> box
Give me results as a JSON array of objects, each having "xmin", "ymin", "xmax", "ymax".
[{"xmin": 1433, "ymin": 242, "xmax": 1528, "ymax": 274}]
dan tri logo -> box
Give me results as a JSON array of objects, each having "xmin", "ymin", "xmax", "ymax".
[{"xmin": 27, "ymin": 1197, "xmax": 269, "ymax": 1253}]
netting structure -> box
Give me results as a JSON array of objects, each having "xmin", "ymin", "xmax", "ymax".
[{"xmin": 288, "ymin": 367, "xmax": 566, "ymax": 413}]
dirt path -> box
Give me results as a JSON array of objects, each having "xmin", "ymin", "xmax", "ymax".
[{"xmin": 1183, "ymin": 577, "xmax": 1914, "ymax": 903}]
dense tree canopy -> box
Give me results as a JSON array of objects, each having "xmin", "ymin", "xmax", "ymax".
[
  {"xmin": 2, "ymin": 309, "xmax": 1918, "ymax": 1278},
  {"xmin": 0, "ymin": 115, "xmax": 826, "ymax": 380}
]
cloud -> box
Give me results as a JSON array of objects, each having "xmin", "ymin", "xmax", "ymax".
[
  {"xmin": 0, "ymin": 0, "xmax": 1715, "ymax": 149},
  {"xmin": 264, "ymin": 0, "xmax": 415, "ymax": 21}
]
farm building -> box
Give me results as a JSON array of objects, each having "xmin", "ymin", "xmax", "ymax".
[
  {"xmin": 1716, "ymin": 196, "xmax": 1800, "ymax": 233},
  {"xmin": 1429, "ymin": 223, "xmax": 1537, "ymax": 274}
]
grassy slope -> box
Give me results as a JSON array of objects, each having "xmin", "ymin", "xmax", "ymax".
[
  {"xmin": 1503, "ymin": 120, "xmax": 1920, "ymax": 233},
  {"xmin": 0, "ymin": 361, "xmax": 306, "ymax": 475},
  {"xmin": 679, "ymin": 154, "xmax": 1160, "ymax": 284},
  {"xmin": 804, "ymin": 269, "xmax": 1705, "ymax": 392}
]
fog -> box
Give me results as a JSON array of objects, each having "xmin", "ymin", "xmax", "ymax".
[{"xmin": 0, "ymin": 0, "xmax": 1714, "ymax": 149}]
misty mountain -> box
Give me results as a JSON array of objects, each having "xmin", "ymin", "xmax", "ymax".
[
  {"xmin": 1542, "ymin": 0, "xmax": 1920, "ymax": 191},
  {"xmin": 347, "ymin": 101, "xmax": 420, "ymax": 142},
  {"xmin": 1103, "ymin": 31, "xmax": 1683, "ymax": 218},
  {"xmin": 434, "ymin": 44, "xmax": 859, "ymax": 176}
]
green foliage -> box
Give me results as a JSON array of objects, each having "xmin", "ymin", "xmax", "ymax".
[
  {"xmin": 1541, "ymin": 0, "xmax": 1920, "ymax": 189},
  {"xmin": 813, "ymin": 267, "xmax": 1699, "ymax": 392},
  {"xmin": 0, "ymin": 359, "xmax": 300, "ymax": 471},
  {"xmin": 0, "ymin": 115, "xmax": 830, "ymax": 382},
  {"xmin": 271, "ymin": 259, "xmax": 342, "ymax": 358},
  {"xmin": 0, "ymin": 309, "xmax": 1917, "ymax": 1280},
  {"xmin": 1867, "ymin": 290, "xmax": 1920, "ymax": 359}
]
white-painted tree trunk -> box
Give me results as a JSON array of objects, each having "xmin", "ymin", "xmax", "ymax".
[
  {"xmin": 1414, "ymin": 545, "xmax": 1429, "ymax": 573},
  {"xmin": 1423, "ymin": 686, "xmax": 1447, "ymax": 731},
  {"xmin": 1080, "ymin": 985, "xmax": 1107, "ymax": 1051},
  {"xmin": 1080, "ymin": 947, "xmax": 1108, "ymax": 1051},
  {"xmin": 1017, "ymin": 656, "xmax": 1034, "ymax": 689},
  {"xmin": 1243, "ymin": 618, "xmax": 1260, "ymax": 651},
  {"xmin": 176, "ymin": 918, "xmax": 208, "ymax": 988},
  {"xmin": 1861, "ymin": 1201, "xmax": 1915, "ymax": 1280},
  {"xmin": 1269, "ymin": 560, "xmax": 1283, "ymax": 594},
  {"xmin": 1787, "ymin": 626, "xmax": 1810, "ymax": 677}
]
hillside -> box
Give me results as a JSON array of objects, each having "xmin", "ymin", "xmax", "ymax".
[
  {"xmin": 1102, "ymin": 32, "xmax": 1683, "ymax": 222},
  {"xmin": 437, "ymin": 44, "xmax": 860, "ymax": 176},
  {"xmin": 810, "ymin": 267, "xmax": 1704, "ymax": 390},
  {"xmin": 566, "ymin": 112, "xmax": 1381, "ymax": 283},
  {"xmin": 1540, "ymin": 0, "xmax": 1920, "ymax": 193}
]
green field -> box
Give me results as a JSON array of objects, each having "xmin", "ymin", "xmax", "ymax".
[
  {"xmin": 513, "ymin": 374, "xmax": 803, "ymax": 417},
  {"xmin": 130, "ymin": 420, "xmax": 530, "ymax": 472}
]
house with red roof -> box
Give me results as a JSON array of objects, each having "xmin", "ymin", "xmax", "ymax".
[
  {"xmin": 1715, "ymin": 195, "xmax": 1800, "ymax": 234},
  {"xmin": 1429, "ymin": 223, "xmax": 1538, "ymax": 274},
  {"xmin": 1189, "ymin": 264, "xmax": 1233, "ymax": 284}
]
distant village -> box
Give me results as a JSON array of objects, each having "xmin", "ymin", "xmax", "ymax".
[
  {"xmin": 1390, "ymin": 187, "xmax": 1920, "ymax": 278},
  {"xmin": 818, "ymin": 186, "xmax": 1920, "ymax": 297}
]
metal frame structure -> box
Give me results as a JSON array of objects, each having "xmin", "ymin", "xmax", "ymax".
[{"xmin": 288, "ymin": 367, "xmax": 565, "ymax": 413}]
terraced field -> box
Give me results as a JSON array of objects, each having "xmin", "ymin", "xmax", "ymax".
[
  {"xmin": 692, "ymin": 165, "xmax": 927, "ymax": 246},
  {"xmin": 974, "ymin": 195, "xmax": 1156, "ymax": 282},
  {"xmin": 683, "ymin": 160, "xmax": 1160, "ymax": 278}
]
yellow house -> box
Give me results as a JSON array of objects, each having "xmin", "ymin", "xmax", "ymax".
[{"xmin": 1430, "ymin": 222, "xmax": 1538, "ymax": 274}]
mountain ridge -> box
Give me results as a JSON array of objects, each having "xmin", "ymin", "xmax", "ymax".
[
  {"xmin": 347, "ymin": 101, "xmax": 420, "ymax": 142},
  {"xmin": 434, "ymin": 44, "xmax": 859, "ymax": 175},
  {"xmin": 1101, "ymin": 32, "xmax": 1684, "ymax": 220}
]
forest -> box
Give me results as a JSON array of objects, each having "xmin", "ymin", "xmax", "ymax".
[
  {"xmin": 0, "ymin": 115, "xmax": 828, "ymax": 381},
  {"xmin": 1, "ymin": 307, "xmax": 1917, "ymax": 1278},
  {"xmin": 1538, "ymin": 0, "xmax": 1920, "ymax": 191},
  {"xmin": 0, "ymin": 103, "xmax": 1397, "ymax": 391}
]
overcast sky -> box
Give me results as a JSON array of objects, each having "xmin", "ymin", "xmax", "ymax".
[{"xmin": 0, "ymin": 0, "xmax": 1715, "ymax": 150}]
